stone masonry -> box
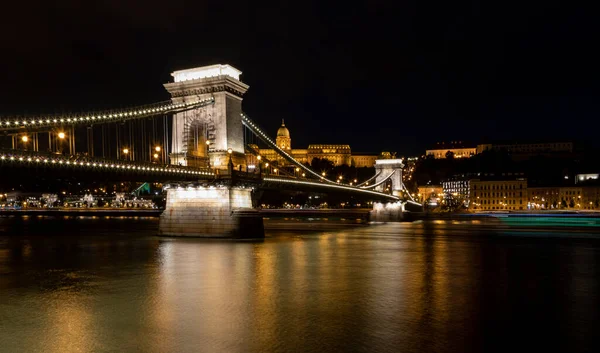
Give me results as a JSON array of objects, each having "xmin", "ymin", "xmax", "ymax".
[{"xmin": 158, "ymin": 187, "xmax": 264, "ymax": 238}]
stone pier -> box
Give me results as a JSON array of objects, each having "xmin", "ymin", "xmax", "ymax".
[
  {"xmin": 370, "ymin": 201, "xmax": 405, "ymax": 222},
  {"xmin": 158, "ymin": 186, "xmax": 264, "ymax": 238}
]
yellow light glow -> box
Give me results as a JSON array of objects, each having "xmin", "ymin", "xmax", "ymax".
[
  {"xmin": 155, "ymin": 146, "xmax": 161, "ymax": 152},
  {"xmin": 58, "ymin": 132, "xmax": 66, "ymax": 139},
  {"xmin": 21, "ymin": 136, "xmax": 28, "ymax": 142},
  {"xmin": 227, "ymin": 148, "xmax": 233, "ymax": 154},
  {"xmin": 153, "ymin": 153, "xmax": 159, "ymax": 159},
  {"xmin": 123, "ymin": 148, "xmax": 129, "ymax": 154},
  {"xmin": 257, "ymin": 155, "xmax": 261, "ymax": 160}
]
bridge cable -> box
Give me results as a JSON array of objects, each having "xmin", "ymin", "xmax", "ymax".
[
  {"xmin": 358, "ymin": 170, "xmax": 396, "ymax": 189},
  {"xmin": 241, "ymin": 113, "xmax": 339, "ymax": 184},
  {"xmin": 355, "ymin": 170, "xmax": 382, "ymax": 187}
]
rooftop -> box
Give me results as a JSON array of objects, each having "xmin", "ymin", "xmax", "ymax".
[{"xmin": 172, "ymin": 64, "xmax": 242, "ymax": 82}]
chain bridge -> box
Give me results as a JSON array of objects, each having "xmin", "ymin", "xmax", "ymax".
[{"xmin": 0, "ymin": 64, "xmax": 420, "ymax": 237}]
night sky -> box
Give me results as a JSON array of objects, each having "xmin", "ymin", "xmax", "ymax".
[{"xmin": 0, "ymin": 1, "xmax": 595, "ymax": 155}]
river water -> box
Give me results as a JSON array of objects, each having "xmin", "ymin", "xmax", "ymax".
[{"xmin": 1, "ymin": 216, "xmax": 599, "ymax": 353}]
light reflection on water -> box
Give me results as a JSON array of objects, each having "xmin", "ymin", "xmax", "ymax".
[{"xmin": 0, "ymin": 216, "xmax": 599, "ymax": 353}]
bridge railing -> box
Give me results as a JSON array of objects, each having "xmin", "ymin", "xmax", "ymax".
[
  {"xmin": 0, "ymin": 98, "xmax": 215, "ymax": 132},
  {"xmin": 0, "ymin": 148, "xmax": 215, "ymax": 178}
]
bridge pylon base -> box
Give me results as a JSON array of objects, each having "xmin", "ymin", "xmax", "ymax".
[
  {"xmin": 370, "ymin": 201, "xmax": 405, "ymax": 222},
  {"xmin": 159, "ymin": 186, "xmax": 264, "ymax": 238}
]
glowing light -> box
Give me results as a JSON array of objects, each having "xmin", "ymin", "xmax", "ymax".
[
  {"xmin": 57, "ymin": 132, "xmax": 66, "ymax": 139},
  {"xmin": 172, "ymin": 64, "xmax": 242, "ymax": 82},
  {"xmin": 155, "ymin": 146, "xmax": 161, "ymax": 152},
  {"xmin": 21, "ymin": 136, "xmax": 28, "ymax": 142},
  {"xmin": 123, "ymin": 148, "xmax": 129, "ymax": 154},
  {"xmin": 153, "ymin": 153, "xmax": 159, "ymax": 159}
]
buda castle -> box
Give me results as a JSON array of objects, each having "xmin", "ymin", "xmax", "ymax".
[{"xmin": 255, "ymin": 120, "xmax": 378, "ymax": 168}]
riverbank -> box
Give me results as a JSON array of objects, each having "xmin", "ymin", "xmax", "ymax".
[{"xmin": 0, "ymin": 209, "xmax": 162, "ymax": 217}]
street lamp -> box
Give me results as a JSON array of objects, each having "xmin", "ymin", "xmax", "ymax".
[
  {"xmin": 153, "ymin": 153, "xmax": 159, "ymax": 159},
  {"xmin": 58, "ymin": 132, "xmax": 66, "ymax": 139},
  {"xmin": 227, "ymin": 148, "xmax": 233, "ymax": 169},
  {"xmin": 123, "ymin": 148, "xmax": 129, "ymax": 160},
  {"xmin": 20, "ymin": 135, "xmax": 29, "ymax": 150}
]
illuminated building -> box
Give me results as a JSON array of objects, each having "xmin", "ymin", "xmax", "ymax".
[
  {"xmin": 426, "ymin": 141, "xmax": 476, "ymax": 159},
  {"xmin": 442, "ymin": 177, "xmax": 471, "ymax": 206},
  {"xmin": 426, "ymin": 141, "xmax": 574, "ymax": 160},
  {"xmin": 257, "ymin": 120, "xmax": 380, "ymax": 167},
  {"xmin": 528, "ymin": 186, "xmax": 600, "ymax": 210},
  {"xmin": 470, "ymin": 177, "xmax": 527, "ymax": 211},
  {"xmin": 351, "ymin": 155, "xmax": 379, "ymax": 168},
  {"xmin": 575, "ymin": 173, "xmax": 599, "ymax": 184},
  {"xmin": 417, "ymin": 185, "xmax": 443, "ymax": 205}
]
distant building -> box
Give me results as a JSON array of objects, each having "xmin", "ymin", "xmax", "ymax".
[
  {"xmin": 476, "ymin": 142, "xmax": 573, "ymax": 154},
  {"xmin": 257, "ymin": 120, "xmax": 381, "ymax": 167},
  {"xmin": 417, "ymin": 185, "xmax": 443, "ymax": 206},
  {"xmin": 351, "ymin": 154, "xmax": 379, "ymax": 168},
  {"xmin": 425, "ymin": 140, "xmax": 574, "ymax": 160},
  {"xmin": 470, "ymin": 177, "xmax": 528, "ymax": 211},
  {"xmin": 442, "ymin": 176, "xmax": 471, "ymax": 206},
  {"xmin": 575, "ymin": 173, "xmax": 599, "ymax": 184},
  {"xmin": 426, "ymin": 141, "xmax": 476, "ymax": 159},
  {"xmin": 528, "ymin": 185, "xmax": 600, "ymax": 210}
]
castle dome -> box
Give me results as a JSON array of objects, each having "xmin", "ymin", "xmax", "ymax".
[{"xmin": 277, "ymin": 119, "xmax": 290, "ymax": 138}]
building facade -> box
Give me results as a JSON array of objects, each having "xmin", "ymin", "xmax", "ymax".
[
  {"xmin": 257, "ymin": 121, "xmax": 380, "ymax": 167},
  {"xmin": 442, "ymin": 177, "xmax": 471, "ymax": 206},
  {"xmin": 425, "ymin": 141, "xmax": 574, "ymax": 160},
  {"xmin": 417, "ymin": 185, "xmax": 443, "ymax": 206},
  {"xmin": 470, "ymin": 178, "xmax": 528, "ymax": 211},
  {"xmin": 426, "ymin": 141, "xmax": 476, "ymax": 159},
  {"xmin": 528, "ymin": 186, "xmax": 600, "ymax": 210},
  {"xmin": 476, "ymin": 142, "xmax": 573, "ymax": 154}
]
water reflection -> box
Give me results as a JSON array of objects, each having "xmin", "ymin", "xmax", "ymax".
[{"xmin": 0, "ymin": 217, "xmax": 599, "ymax": 353}]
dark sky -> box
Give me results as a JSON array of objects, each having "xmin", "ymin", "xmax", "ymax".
[{"xmin": 0, "ymin": 1, "xmax": 596, "ymax": 155}]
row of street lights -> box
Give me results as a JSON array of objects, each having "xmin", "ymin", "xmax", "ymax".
[
  {"xmin": 18, "ymin": 132, "xmax": 164, "ymax": 163},
  {"xmin": 122, "ymin": 145, "xmax": 163, "ymax": 161}
]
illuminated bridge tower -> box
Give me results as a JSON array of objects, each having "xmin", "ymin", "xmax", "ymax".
[
  {"xmin": 164, "ymin": 64, "xmax": 249, "ymax": 169},
  {"xmin": 159, "ymin": 64, "xmax": 263, "ymax": 238},
  {"xmin": 371, "ymin": 158, "xmax": 406, "ymax": 221},
  {"xmin": 373, "ymin": 158, "xmax": 404, "ymax": 196}
]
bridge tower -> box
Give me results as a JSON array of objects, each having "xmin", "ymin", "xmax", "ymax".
[
  {"xmin": 164, "ymin": 64, "xmax": 249, "ymax": 170},
  {"xmin": 373, "ymin": 159, "xmax": 404, "ymax": 196},
  {"xmin": 371, "ymin": 158, "xmax": 406, "ymax": 221},
  {"xmin": 159, "ymin": 64, "xmax": 263, "ymax": 238}
]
